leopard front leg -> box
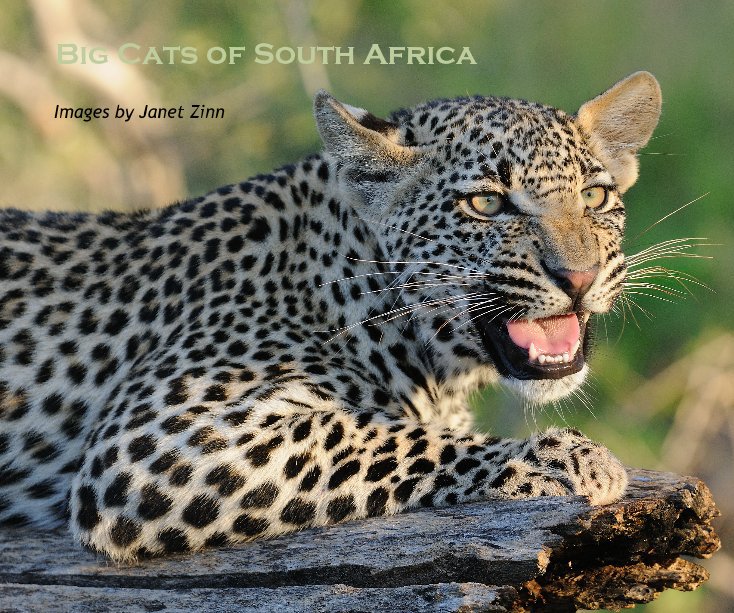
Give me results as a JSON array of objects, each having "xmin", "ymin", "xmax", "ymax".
[{"xmin": 69, "ymin": 398, "xmax": 627, "ymax": 561}]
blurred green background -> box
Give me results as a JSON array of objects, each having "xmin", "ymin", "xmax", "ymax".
[{"xmin": 1, "ymin": 1, "xmax": 732, "ymax": 610}]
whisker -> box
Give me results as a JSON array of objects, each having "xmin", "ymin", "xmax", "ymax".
[
  {"xmin": 464, "ymin": 303, "xmax": 519, "ymax": 326},
  {"xmin": 317, "ymin": 270, "xmax": 404, "ymax": 287},
  {"xmin": 358, "ymin": 279, "xmax": 477, "ymax": 296},
  {"xmin": 342, "ymin": 255, "xmax": 484, "ymax": 275},
  {"xmin": 632, "ymin": 193, "xmax": 709, "ymax": 238},
  {"xmin": 318, "ymin": 290, "xmax": 495, "ymax": 341},
  {"xmin": 623, "ymin": 289, "xmax": 679, "ymax": 302},
  {"xmin": 626, "ymin": 237, "xmax": 712, "ymax": 266},
  {"xmin": 356, "ymin": 215, "xmax": 436, "ymax": 244},
  {"xmin": 621, "ymin": 295, "xmax": 657, "ymax": 318},
  {"xmin": 431, "ymin": 298, "xmax": 507, "ymax": 338},
  {"xmin": 625, "ymin": 265, "xmax": 705, "ymax": 280},
  {"xmin": 623, "ymin": 287, "xmax": 681, "ymax": 299},
  {"xmin": 404, "ymin": 293, "xmax": 497, "ymax": 321}
]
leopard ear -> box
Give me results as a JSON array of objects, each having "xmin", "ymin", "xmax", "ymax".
[
  {"xmin": 576, "ymin": 72, "xmax": 662, "ymax": 193},
  {"xmin": 313, "ymin": 90, "xmax": 417, "ymax": 166}
]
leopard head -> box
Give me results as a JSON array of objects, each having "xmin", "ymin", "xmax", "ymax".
[{"xmin": 315, "ymin": 72, "xmax": 661, "ymax": 404}]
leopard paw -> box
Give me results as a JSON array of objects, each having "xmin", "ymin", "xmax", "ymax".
[{"xmin": 488, "ymin": 428, "xmax": 628, "ymax": 505}]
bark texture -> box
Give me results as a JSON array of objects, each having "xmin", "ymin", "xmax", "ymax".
[{"xmin": 0, "ymin": 469, "xmax": 720, "ymax": 612}]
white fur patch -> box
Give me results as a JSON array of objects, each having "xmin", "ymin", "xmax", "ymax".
[{"xmin": 501, "ymin": 366, "xmax": 588, "ymax": 404}]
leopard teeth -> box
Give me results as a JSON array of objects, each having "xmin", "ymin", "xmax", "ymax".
[
  {"xmin": 530, "ymin": 341, "xmax": 580, "ymax": 365},
  {"xmin": 538, "ymin": 353, "xmax": 568, "ymax": 365}
]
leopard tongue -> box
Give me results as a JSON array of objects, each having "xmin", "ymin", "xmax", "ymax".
[{"xmin": 506, "ymin": 314, "xmax": 580, "ymax": 355}]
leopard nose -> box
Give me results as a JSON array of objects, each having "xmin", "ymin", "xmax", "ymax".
[{"xmin": 543, "ymin": 264, "xmax": 599, "ymax": 303}]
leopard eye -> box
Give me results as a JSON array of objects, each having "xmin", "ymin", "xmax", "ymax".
[
  {"xmin": 458, "ymin": 192, "xmax": 505, "ymax": 220},
  {"xmin": 581, "ymin": 186, "xmax": 608, "ymax": 209}
]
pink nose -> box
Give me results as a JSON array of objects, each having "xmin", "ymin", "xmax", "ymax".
[{"xmin": 545, "ymin": 265, "xmax": 599, "ymax": 304}]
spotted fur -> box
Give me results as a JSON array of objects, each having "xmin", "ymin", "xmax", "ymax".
[{"xmin": 0, "ymin": 73, "xmax": 661, "ymax": 560}]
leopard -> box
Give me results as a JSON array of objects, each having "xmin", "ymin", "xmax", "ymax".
[{"xmin": 0, "ymin": 72, "xmax": 662, "ymax": 561}]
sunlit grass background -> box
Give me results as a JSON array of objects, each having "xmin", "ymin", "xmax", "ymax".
[{"xmin": 1, "ymin": 1, "xmax": 732, "ymax": 610}]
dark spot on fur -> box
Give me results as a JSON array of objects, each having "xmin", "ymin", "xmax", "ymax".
[
  {"xmin": 280, "ymin": 497, "xmax": 316, "ymax": 525},
  {"xmin": 182, "ymin": 494, "xmax": 220, "ymax": 528},
  {"xmin": 233, "ymin": 513, "xmax": 269, "ymax": 536},
  {"xmin": 158, "ymin": 527, "xmax": 190, "ymax": 553},
  {"xmin": 137, "ymin": 484, "xmax": 173, "ymax": 520},
  {"xmin": 366, "ymin": 487, "xmax": 389, "ymax": 517},
  {"xmin": 109, "ymin": 516, "xmax": 141, "ymax": 547},
  {"xmin": 76, "ymin": 485, "xmax": 100, "ymax": 529},
  {"xmin": 240, "ymin": 482, "xmax": 279, "ymax": 509},
  {"xmin": 328, "ymin": 459, "xmax": 360, "ymax": 489},
  {"xmin": 326, "ymin": 494, "xmax": 356, "ymax": 522}
]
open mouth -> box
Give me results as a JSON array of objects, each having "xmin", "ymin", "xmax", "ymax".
[{"xmin": 475, "ymin": 311, "xmax": 590, "ymax": 380}]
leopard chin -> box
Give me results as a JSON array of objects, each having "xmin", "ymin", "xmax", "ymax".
[
  {"xmin": 501, "ymin": 367, "xmax": 589, "ymax": 404},
  {"xmin": 475, "ymin": 311, "xmax": 593, "ymax": 386}
]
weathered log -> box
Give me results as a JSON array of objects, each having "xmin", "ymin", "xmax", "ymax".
[{"xmin": 0, "ymin": 469, "xmax": 720, "ymax": 612}]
